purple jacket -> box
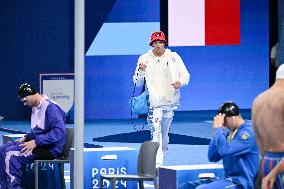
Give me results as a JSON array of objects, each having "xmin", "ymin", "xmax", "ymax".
[{"xmin": 25, "ymin": 95, "xmax": 66, "ymax": 158}]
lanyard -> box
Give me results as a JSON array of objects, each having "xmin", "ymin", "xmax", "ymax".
[{"xmin": 227, "ymin": 129, "xmax": 238, "ymax": 142}]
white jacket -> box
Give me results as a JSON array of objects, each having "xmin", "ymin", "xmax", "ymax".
[{"xmin": 133, "ymin": 49, "xmax": 190, "ymax": 108}]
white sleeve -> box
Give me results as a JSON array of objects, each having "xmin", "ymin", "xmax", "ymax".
[
  {"xmin": 173, "ymin": 52, "xmax": 190, "ymax": 86},
  {"xmin": 133, "ymin": 55, "xmax": 146, "ymax": 87}
]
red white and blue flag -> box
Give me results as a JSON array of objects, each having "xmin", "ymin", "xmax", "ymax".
[{"xmin": 168, "ymin": 0, "xmax": 240, "ymax": 46}]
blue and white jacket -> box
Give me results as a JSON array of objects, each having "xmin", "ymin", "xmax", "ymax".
[{"xmin": 25, "ymin": 95, "xmax": 66, "ymax": 158}]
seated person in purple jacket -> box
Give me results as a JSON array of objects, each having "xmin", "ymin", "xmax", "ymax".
[{"xmin": 0, "ymin": 83, "xmax": 66, "ymax": 189}]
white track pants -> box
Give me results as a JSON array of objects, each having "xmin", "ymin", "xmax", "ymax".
[{"xmin": 148, "ymin": 107, "xmax": 174, "ymax": 166}]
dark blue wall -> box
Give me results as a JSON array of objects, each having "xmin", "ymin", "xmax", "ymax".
[
  {"xmin": 0, "ymin": 0, "xmax": 278, "ymax": 120},
  {"xmin": 85, "ymin": 0, "xmax": 116, "ymax": 52},
  {"xmin": 0, "ymin": 0, "xmax": 74, "ymax": 120},
  {"xmin": 278, "ymin": 0, "xmax": 284, "ymax": 65}
]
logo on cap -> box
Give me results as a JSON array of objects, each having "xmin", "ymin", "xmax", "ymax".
[{"xmin": 149, "ymin": 31, "xmax": 167, "ymax": 46}]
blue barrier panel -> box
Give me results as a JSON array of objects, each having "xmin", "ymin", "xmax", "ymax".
[
  {"xmin": 159, "ymin": 164, "xmax": 224, "ymax": 189},
  {"xmin": 70, "ymin": 147, "xmax": 139, "ymax": 189},
  {"xmin": 22, "ymin": 162, "xmax": 61, "ymax": 189}
]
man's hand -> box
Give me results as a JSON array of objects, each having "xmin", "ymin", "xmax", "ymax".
[
  {"xmin": 213, "ymin": 113, "xmax": 225, "ymax": 128},
  {"xmin": 19, "ymin": 140, "xmax": 37, "ymax": 155},
  {"xmin": 15, "ymin": 137, "xmax": 26, "ymax": 142},
  {"xmin": 172, "ymin": 81, "xmax": 181, "ymax": 89},
  {"xmin": 139, "ymin": 63, "xmax": 147, "ymax": 71},
  {"xmin": 262, "ymin": 172, "xmax": 276, "ymax": 189}
]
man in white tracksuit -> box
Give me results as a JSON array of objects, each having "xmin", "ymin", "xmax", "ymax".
[{"xmin": 133, "ymin": 31, "xmax": 190, "ymax": 166}]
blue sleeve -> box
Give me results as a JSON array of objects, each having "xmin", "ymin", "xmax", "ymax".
[
  {"xmin": 214, "ymin": 128, "xmax": 255, "ymax": 157},
  {"xmin": 208, "ymin": 128, "xmax": 223, "ymax": 162},
  {"xmin": 24, "ymin": 132, "xmax": 35, "ymax": 141},
  {"xmin": 34, "ymin": 104, "xmax": 66, "ymax": 146}
]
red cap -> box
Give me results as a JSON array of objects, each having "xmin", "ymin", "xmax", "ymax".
[{"xmin": 149, "ymin": 31, "xmax": 167, "ymax": 46}]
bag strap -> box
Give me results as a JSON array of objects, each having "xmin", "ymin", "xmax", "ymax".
[{"xmin": 130, "ymin": 73, "xmax": 148, "ymax": 131}]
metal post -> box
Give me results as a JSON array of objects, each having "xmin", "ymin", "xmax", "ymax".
[
  {"xmin": 74, "ymin": 0, "xmax": 85, "ymax": 188},
  {"xmin": 34, "ymin": 161, "xmax": 39, "ymax": 189}
]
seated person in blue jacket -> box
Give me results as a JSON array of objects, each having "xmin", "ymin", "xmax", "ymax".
[
  {"xmin": 0, "ymin": 83, "xmax": 66, "ymax": 189},
  {"xmin": 189, "ymin": 101, "xmax": 259, "ymax": 189}
]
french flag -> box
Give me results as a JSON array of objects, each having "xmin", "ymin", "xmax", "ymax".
[{"xmin": 168, "ymin": 0, "xmax": 240, "ymax": 46}]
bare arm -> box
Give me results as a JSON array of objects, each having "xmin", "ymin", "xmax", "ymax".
[
  {"xmin": 253, "ymin": 123, "xmax": 265, "ymax": 157},
  {"xmin": 252, "ymin": 99, "xmax": 265, "ymax": 157}
]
